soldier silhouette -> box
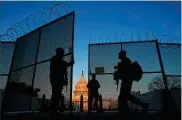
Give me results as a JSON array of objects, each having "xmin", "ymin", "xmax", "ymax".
[
  {"xmin": 114, "ymin": 50, "xmax": 148, "ymax": 115},
  {"xmin": 87, "ymin": 74, "xmax": 101, "ymax": 112},
  {"xmin": 49, "ymin": 47, "xmax": 74, "ymax": 115}
]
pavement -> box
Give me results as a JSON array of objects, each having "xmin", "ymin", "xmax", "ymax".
[{"xmin": 2, "ymin": 111, "xmax": 180, "ymax": 120}]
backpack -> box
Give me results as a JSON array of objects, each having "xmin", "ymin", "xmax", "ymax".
[{"xmin": 131, "ymin": 61, "xmax": 143, "ymax": 82}]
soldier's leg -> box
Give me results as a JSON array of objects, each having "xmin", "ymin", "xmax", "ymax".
[
  {"xmin": 94, "ymin": 94, "xmax": 99, "ymax": 111},
  {"xmin": 50, "ymin": 83, "xmax": 58, "ymax": 113},
  {"xmin": 118, "ymin": 87, "xmax": 128, "ymax": 113},
  {"xmin": 118, "ymin": 85, "xmax": 122, "ymax": 112},
  {"xmin": 55, "ymin": 85, "xmax": 62, "ymax": 107},
  {"xmin": 88, "ymin": 94, "xmax": 93, "ymax": 112},
  {"xmin": 119, "ymin": 89, "xmax": 130, "ymax": 114},
  {"xmin": 127, "ymin": 92, "xmax": 148, "ymax": 114},
  {"xmin": 128, "ymin": 93, "xmax": 143, "ymax": 105},
  {"xmin": 59, "ymin": 87, "xmax": 64, "ymax": 111}
]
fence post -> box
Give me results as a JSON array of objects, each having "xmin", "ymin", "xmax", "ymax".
[
  {"xmin": 41, "ymin": 94, "xmax": 45, "ymax": 112},
  {"xmin": 88, "ymin": 44, "xmax": 91, "ymax": 114},
  {"xmin": 80, "ymin": 94, "xmax": 83, "ymax": 112},
  {"xmin": 155, "ymin": 40, "xmax": 173, "ymax": 117},
  {"xmin": 99, "ymin": 94, "xmax": 103, "ymax": 112},
  {"xmin": 29, "ymin": 29, "xmax": 42, "ymax": 110},
  {"xmin": 155, "ymin": 40, "xmax": 168, "ymax": 90},
  {"xmin": 69, "ymin": 11, "xmax": 75, "ymax": 116},
  {"xmin": 1, "ymin": 41, "xmax": 17, "ymax": 116}
]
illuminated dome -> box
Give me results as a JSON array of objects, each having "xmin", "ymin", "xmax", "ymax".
[{"xmin": 72, "ymin": 71, "xmax": 88, "ymax": 110}]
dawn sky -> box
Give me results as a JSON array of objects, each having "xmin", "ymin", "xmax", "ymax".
[{"xmin": 0, "ymin": 1, "xmax": 181, "ymax": 97}]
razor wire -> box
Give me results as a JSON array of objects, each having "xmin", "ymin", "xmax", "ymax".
[
  {"xmin": 0, "ymin": 2, "xmax": 72, "ymax": 42},
  {"xmin": 89, "ymin": 32, "xmax": 181, "ymax": 48}
]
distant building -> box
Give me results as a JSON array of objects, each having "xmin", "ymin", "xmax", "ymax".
[
  {"xmin": 72, "ymin": 71, "xmax": 118, "ymax": 111},
  {"xmin": 102, "ymin": 99, "xmax": 118, "ymax": 110},
  {"xmin": 72, "ymin": 71, "xmax": 88, "ymax": 110}
]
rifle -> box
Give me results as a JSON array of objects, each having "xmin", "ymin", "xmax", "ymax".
[
  {"xmin": 114, "ymin": 71, "xmax": 120, "ymax": 91},
  {"xmin": 114, "ymin": 62, "xmax": 120, "ymax": 91}
]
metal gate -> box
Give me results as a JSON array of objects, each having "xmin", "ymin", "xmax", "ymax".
[
  {"xmin": 88, "ymin": 40, "xmax": 181, "ymax": 112},
  {"xmin": 1, "ymin": 12, "xmax": 75, "ymax": 114}
]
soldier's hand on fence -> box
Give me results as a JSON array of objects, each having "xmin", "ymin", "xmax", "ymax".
[
  {"xmin": 114, "ymin": 65, "xmax": 118, "ymax": 69},
  {"xmin": 71, "ymin": 59, "xmax": 75, "ymax": 66},
  {"xmin": 68, "ymin": 59, "xmax": 75, "ymax": 67}
]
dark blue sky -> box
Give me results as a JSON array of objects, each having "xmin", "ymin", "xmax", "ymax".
[{"xmin": 0, "ymin": 1, "xmax": 181, "ymax": 91}]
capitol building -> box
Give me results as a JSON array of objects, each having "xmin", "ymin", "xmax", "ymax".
[
  {"xmin": 72, "ymin": 71, "xmax": 118, "ymax": 111},
  {"xmin": 72, "ymin": 71, "xmax": 89, "ymax": 110}
]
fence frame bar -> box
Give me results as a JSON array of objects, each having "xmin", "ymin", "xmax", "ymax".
[
  {"xmin": 1, "ymin": 12, "xmax": 75, "ymax": 115},
  {"xmin": 88, "ymin": 40, "xmax": 181, "ymax": 111},
  {"xmin": 1, "ymin": 39, "xmax": 18, "ymax": 116},
  {"xmin": 28, "ymin": 28, "xmax": 42, "ymax": 110},
  {"xmin": 155, "ymin": 40, "xmax": 168, "ymax": 90},
  {"xmin": 69, "ymin": 11, "xmax": 75, "ymax": 115}
]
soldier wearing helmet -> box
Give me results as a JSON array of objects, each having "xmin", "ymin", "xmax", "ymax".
[{"xmin": 50, "ymin": 47, "xmax": 74, "ymax": 115}]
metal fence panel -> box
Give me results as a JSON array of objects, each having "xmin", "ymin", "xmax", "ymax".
[
  {"xmin": 0, "ymin": 42, "xmax": 15, "ymax": 118},
  {"xmin": 0, "ymin": 76, "xmax": 8, "ymax": 90},
  {"xmin": 0, "ymin": 42, "xmax": 15, "ymax": 75},
  {"xmin": 2, "ymin": 30, "xmax": 40, "ymax": 112},
  {"xmin": 88, "ymin": 40, "xmax": 181, "ymax": 112},
  {"xmin": 31, "ymin": 55, "xmax": 72, "ymax": 110},
  {"xmin": 0, "ymin": 42, "xmax": 15, "ymax": 93},
  {"xmin": 159, "ymin": 44, "xmax": 181, "ymax": 75},
  {"xmin": 93, "ymin": 73, "xmax": 163, "ymax": 111},
  {"xmin": 166, "ymin": 75, "xmax": 181, "ymax": 90},
  {"xmin": 89, "ymin": 44, "xmax": 121, "ymax": 74},
  {"xmin": 11, "ymin": 31, "xmax": 40, "ymax": 71},
  {"xmin": 4, "ymin": 66, "xmax": 34, "ymax": 111},
  {"xmin": 37, "ymin": 13, "xmax": 74, "ymax": 62},
  {"xmin": 122, "ymin": 42, "xmax": 161, "ymax": 72},
  {"xmin": 2, "ymin": 12, "xmax": 74, "ymax": 112},
  {"xmin": 129, "ymin": 73, "xmax": 163, "ymax": 111}
]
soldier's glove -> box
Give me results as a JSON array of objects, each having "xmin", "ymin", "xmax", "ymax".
[
  {"xmin": 114, "ymin": 65, "xmax": 118, "ymax": 69},
  {"xmin": 113, "ymin": 71, "xmax": 120, "ymax": 81},
  {"xmin": 70, "ymin": 60, "xmax": 75, "ymax": 66}
]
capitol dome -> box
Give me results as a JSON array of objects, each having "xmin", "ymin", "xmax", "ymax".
[{"xmin": 72, "ymin": 71, "xmax": 88, "ymax": 110}]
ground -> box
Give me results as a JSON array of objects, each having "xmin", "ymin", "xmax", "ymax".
[{"xmin": 2, "ymin": 111, "xmax": 180, "ymax": 120}]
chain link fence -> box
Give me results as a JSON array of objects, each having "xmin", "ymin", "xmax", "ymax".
[
  {"xmin": 88, "ymin": 40, "xmax": 181, "ymax": 112},
  {"xmin": 0, "ymin": 42, "xmax": 15, "ymax": 119},
  {"xmin": 0, "ymin": 42, "xmax": 15, "ymax": 90},
  {"xmin": 1, "ymin": 12, "xmax": 75, "ymax": 113}
]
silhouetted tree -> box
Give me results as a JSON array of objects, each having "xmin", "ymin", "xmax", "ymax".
[
  {"xmin": 148, "ymin": 76, "xmax": 180, "ymax": 91},
  {"xmin": 9, "ymin": 81, "xmax": 40, "ymax": 97},
  {"xmin": 33, "ymin": 88, "xmax": 41, "ymax": 97}
]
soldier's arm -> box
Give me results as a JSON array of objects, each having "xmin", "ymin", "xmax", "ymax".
[
  {"xmin": 64, "ymin": 61, "xmax": 68, "ymax": 84},
  {"xmin": 87, "ymin": 82, "xmax": 90, "ymax": 88},
  {"xmin": 50, "ymin": 57, "xmax": 53, "ymax": 71},
  {"xmin": 96, "ymin": 81, "xmax": 100, "ymax": 88},
  {"xmin": 98, "ymin": 82, "xmax": 100, "ymax": 88},
  {"xmin": 114, "ymin": 62, "xmax": 120, "ymax": 69},
  {"xmin": 67, "ymin": 59, "xmax": 74, "ymax": 67}
]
